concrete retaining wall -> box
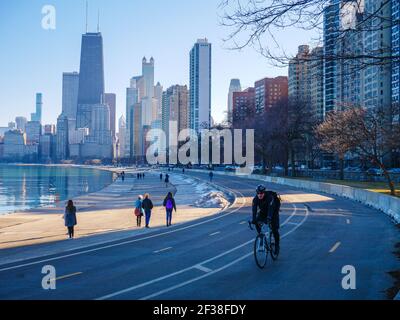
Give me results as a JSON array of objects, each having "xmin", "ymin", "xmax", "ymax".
[{"xmin": 192, "ymin": 170, "xmax": 400, "ymax": 224}]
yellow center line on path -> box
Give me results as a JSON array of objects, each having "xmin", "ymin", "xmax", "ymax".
[
  {"xmin": 154, "ymin": 247, "xmax": 173, "ymax": 254},
  {"xmin": 210, "ymin": 232, "xmax": 221, "ymax": 236},
  {"xmin": 50, "ymin": 272, "xmax": 83, "ymax": 282},
  {"xmin": 329, "ymin": 242, "xmax": 341, "ymax": 253}
]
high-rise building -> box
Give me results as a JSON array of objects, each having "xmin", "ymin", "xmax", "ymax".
[
  {"xmin": 31, "ymin": 93, "xmax": 43, "ymax": 123},
  {"xmin": 254, "ymin": 76, "xmax": 288, "ymax": 114},
  {"xmin": 3, "ymin": 130, "xmax": 27, "ymax": 160},
  {"xmin": 56, "ymin": 114, "xmax": 69, "ymax": 160},
  {"xmin": 62, "ymin": 72, "xmax": 79, "ymax": 129},
  {"xmin": 15, "ymin": 117, "xmax": 27, "ymax": 132},
  {"xmin": 162, "ymin": 85, "xmax": 189, "ymax": 143},
  {"xmin": 25, "ymin": 121, "xmax": 42, "ymax": 144},
  {"xmin": 362, "ymin": 0, "xmax": 392, "ymax": 110},
  {"xmin": 81, "ymin": 104, "xmax": 113, "ymax": 159},
  {"xmin": 288, "ymin": 45, "xmax": 324, "ymax": 121},
  {"xmin": 76, "ymin": 32, "xmax": 105, "ymax": 129},
  {"xmin": 289, "ymin": 45, "xmax": 311, "ymax": 104},
  {"xmin": 103, "ymin": 93, "xmax": 116, "ymax": 138},
  {"xmin": 309, "ymin": 47, "xmax": 325, "ymax": 121},
  {"xmin": 190, "ymin": 39, "xmax": 212, "ymax": 132},
  {"xmin": 154, "ymin": 82, "xmax": 163, "ymax": 120},
  {"xmin": 323, "ymin": 0, "xmax": 341, "ymax": 114},
  {"xmin": 227, "ymin": 79, "xmax": 242, "ymax": 125},
  {"xmin": 117, "ymin": 116, "xmax": 126, "ymax": 159},
  {"xmin": 142, "ymin": 57, "xmax": 155, "ymax": 99},
  {"xmin": 126, "ymin": 78, "xmax": 140, "ymax": 159},
  {"xmin": 232, "ymin": 88, "xmax": 256, "ymax": 129},
  {"xmin": 44, "ymin": 124, "xmax": 56, "ymax": 135},
  {"xmin": 393, "ymin": 0, "xmax": 400, "ymax": 122}
]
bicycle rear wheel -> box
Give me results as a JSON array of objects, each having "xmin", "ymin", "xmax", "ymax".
[
  {"xmin": 270, "ymin": 233, "xmax": 279, "ymax": 261},
  {"xmin": 254, "ymin": 234, "xmax": 268, "ymax": 269}
]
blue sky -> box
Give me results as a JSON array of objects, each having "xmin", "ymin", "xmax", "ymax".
[{"xmin": 0, "ymin": 0, "xmax": 318, "ymax": 127}]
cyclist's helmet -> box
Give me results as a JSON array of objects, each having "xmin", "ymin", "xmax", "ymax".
[{"xmin": 256, "ymin": 185, "xmax": 266, "ymax": 194}]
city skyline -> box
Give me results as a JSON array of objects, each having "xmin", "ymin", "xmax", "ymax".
[{"xmin": 0, "ymin": 0, "xmax": 317, "ymax": 127}]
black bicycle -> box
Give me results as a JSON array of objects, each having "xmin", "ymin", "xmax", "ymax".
[{"xmin": 249, "ymin": 221, "xmax": 279, "ymax": 269}]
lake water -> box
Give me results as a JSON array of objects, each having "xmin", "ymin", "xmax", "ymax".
[{"xmin": 0, "ymin": 165, "xmax": 116, "ymax": 215}]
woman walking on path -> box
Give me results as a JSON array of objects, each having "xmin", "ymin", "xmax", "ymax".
[
  {"xmin": 134, "ymin": 195, "xmax": 144, "ymax": 227},
  {"xmin": 64, "ymin": 200, "xmax": 77, "ymax": 239},
  {"xmin": 142, "ymin": 194, "xmax": 154, "ymax": 228},
  {"xmin": 163, "ymin": 192, "xmax": 177, "ymax": 227}
]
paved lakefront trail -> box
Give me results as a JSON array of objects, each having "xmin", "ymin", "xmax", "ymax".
[{"xmin": 0, "ymin": 170, "xmax": 398, "ymax": 300}]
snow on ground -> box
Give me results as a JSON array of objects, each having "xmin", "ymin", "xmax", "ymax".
[
  {"xmin": 194, "ymin": 191, "xmax": 230, "ymax": 209},
  {"xmin": 168, "ymin": 174, "xmax": 230, "ymax": 209}
]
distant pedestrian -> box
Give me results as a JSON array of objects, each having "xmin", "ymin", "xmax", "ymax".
[
  {"xmin": 64, "ymin": 200, "xmax": 77, "ymax": 239},
  {"xmin": 165, "ymin": 174, "xmax": 170, "ymax": 188},
  {"xmin": 134, "ymin": 195, "xmax": 144, "ymax": 227},
  {"xmin": 143, "ymin": 173, "xmax": 145, "ymax": 179},
  {"xmin": 209, "ymin": 171, "xmax": 214, "ymax": 182},
  {"xmin": 163, "ymin": 192, "xmax": 177, "ymax": 227},
  {"xmin": 137, "ymin": 173, "xmax": 140, "ymax": 179},
  {"xmin": 142, "ymin": 194, "xmax": 154, "ymax": 228},
  {"xmin": 121, "ymin": 171, "xmax": 125, "ymax": 182},
  {"xmin": 160, "ymin": 173, "xmax": 163, "ymax": 181},
  {"xmin": 182, "ymin": 168, "xmax": 185, "ymax": 174}
]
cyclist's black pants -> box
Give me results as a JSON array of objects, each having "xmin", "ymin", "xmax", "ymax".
[{"xmin": 255, "ymin": 215, "xmax": 280, "ymax": 246}]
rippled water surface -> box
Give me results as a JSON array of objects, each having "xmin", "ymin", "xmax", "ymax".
[{"xmin": 0, "ymin": 165, "xmax": 115, "ymax": 215}]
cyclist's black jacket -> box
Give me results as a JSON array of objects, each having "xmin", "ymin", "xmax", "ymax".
[{"xmin": 252, "ymin": 192, "xmax": 280, "ymax": 229}]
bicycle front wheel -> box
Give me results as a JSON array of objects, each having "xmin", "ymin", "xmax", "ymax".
[{"xmin": 254, "ymin": 234, "xmax": 268, "ymax": 269}]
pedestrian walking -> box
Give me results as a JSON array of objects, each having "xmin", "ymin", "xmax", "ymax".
[
  {"xmin": 142, "ymin": 194, "xmax": 154, "ymax": 228},
  {"xmin": 209, "ymin": 171, "xmax": 214, "ymax": 182},
  {"xmin": 160, "ymin": 173, "xmax": 163, "ymax": 181},
  {"xmin": 165, "ymin": 174, "xmax": 170, "ymax": 188},
  {"xmin": 182, "ymin": 168, "xmax": 185, "ymax": 174},
  {"xmin": 163, "ymin": 192, "xmax": 177, "ymax": 227},
  {"xmin": 134, "ymin": 195, "xmax": 144, "ymax": 227},
  {"xmin": 63, "ymin": 200, "xmax": 77, "ymax": 239},
  {"xmin": 121, "ymin": 171, "xmax": 125, "ymax": 182}
]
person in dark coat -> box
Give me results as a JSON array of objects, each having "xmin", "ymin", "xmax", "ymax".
[
  {"xmin": 165, "ymin": 174, "xmax": 170, "ymax": 188},
  {"xmin": 64, "ymin": 200, "xmax": 77, "ymax": 239},
  {"xmin": 142, "ymin": 194, "xmax": 154, "ymax": 228},
  {"xmin": 163, "ymin": 192, "xmax": 177, "ymax": 227}
]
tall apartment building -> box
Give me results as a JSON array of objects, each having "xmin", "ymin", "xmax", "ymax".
[
  {"xmin": 289, "ymin": 45, "xmax": 311, "ymax": 104},
  {"xmin": 232, "ymin": 88, "xmax": 256, "ymax": 129},
  {"xmin": 190, "ymin": 39, "xmax": 212, "ymax": 132},
  {"xmin": 393, "ymin": 0, "xmax": 400, "ymax": 122},
  {"xmin": 227, "ymin": 79, "xmax": 242, "ymax": 125},
  {"xmin": 162, "ymin": 85, "xmax": 189, "ymax": 143},
  {"xmin": 254, "ymin": 76, "xmax": 288, "ymax": 114}
]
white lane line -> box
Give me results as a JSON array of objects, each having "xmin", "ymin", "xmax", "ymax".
[
  {"xmin": 194, "ymin": 265, "xmax": 213, "ymax": 273},
  {"xmin": 138, "ymin": 205, "xmax": 309, "ymax": 301},
  {"xmin": 239, "ymin": 221, "xmax": 247, "ymax": 225},
  {"xmin": 329, "ymin": 242, "xmax": 341, "ymax": 253},
  {"xmin": 286, "ymin": 222, "xmax": 300, "ymax": 226},
  {"xmin": 210, "ymin": 232, "xmax": 221, "ymax": 237},
  {"xmin": 0, "ymin": 187, "xmax": 245, "ymax": 273},
  {"xmin": 346, "ymin": 219, "xmax": 351, "ymax": 225},
  {"xmin": 154, "ymin": 247, "xmax": 173, "ymax": 254},
  {"xmin": 96, "ymin": 203, "xmax": 305, "ymax": 301}
]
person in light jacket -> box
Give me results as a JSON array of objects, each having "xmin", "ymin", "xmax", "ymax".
[
  {"xmin": 64, "ymin": 200, "xmax": 77, "ymax": 239},
  {"xmin": 134, "ymin": 195, "xmax": 144, "ymax": 227}
]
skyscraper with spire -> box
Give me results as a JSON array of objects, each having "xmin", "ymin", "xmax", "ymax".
[{"xmin": 76, "ymin": 32, "xmax": 105, "ymax": 129}]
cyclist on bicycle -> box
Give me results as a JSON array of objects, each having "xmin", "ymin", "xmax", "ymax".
[{"xmin": 252, "ymin": 185, "xmax": 281, "ymax": 254}]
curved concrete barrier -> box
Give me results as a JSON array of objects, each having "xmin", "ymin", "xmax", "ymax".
[{"xmin": 190, "ymin": 169, "xmax": 400, "ymax": 224}]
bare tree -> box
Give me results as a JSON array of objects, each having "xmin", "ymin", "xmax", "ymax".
[
  {"xmin": 220, "ymin": 0, "xmax": 396, "ymax": 68},
  {"xmin": 316, "ymin": 107, "xmax": 400, "ymax": 196}
]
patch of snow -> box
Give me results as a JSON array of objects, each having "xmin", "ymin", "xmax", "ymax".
[{"xmin": 194, "ymin": 191, "xmax": 229, "ymax": 209}]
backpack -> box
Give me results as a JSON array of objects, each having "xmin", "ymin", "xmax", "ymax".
[{"xmin": 166, "ymin": 199, "xmax": 173, "ymax": 210}]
